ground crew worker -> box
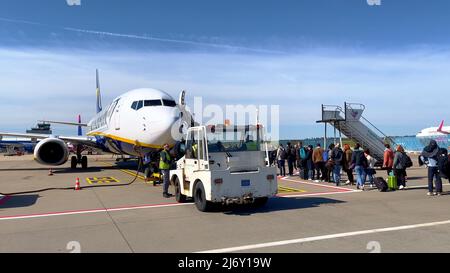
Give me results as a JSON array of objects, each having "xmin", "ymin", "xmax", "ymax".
[
  {"xmin": 160, "ymin": 144, "xmax": 173, "ymax": 198},
  {"xmin": 192, "ymin": 142, "xmax": 198, "ymax": 159}
]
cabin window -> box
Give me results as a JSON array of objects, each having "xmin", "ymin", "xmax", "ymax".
[
  {"xmin": 163, "ymin": 100, "xmax": 177, "ymax": 107},
  {"xmin": 144, "ymin": 100, "xmax": 162, "ymax": 107}
]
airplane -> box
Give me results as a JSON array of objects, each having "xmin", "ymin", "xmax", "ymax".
[
  {"xmin": 416, "ymin": 120, "xmax": 450, "ymax": 147},
  {"xmin": 0, "ymin": 137, "xmax": 36, "ymax": 154},
  {"xmin": 0, "ymin": 70, "xmax": 195, "ymax": 169}
]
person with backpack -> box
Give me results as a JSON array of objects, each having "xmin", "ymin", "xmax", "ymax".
[
  {"xmin": 323, "ymin": 144, "xmax": 335, "ymax": 183},
  {"xmin": 343, "ymin": 144, "xmax": 355, "ymax": 186},
  {"xmin": 393, "ymin": 145, "xmax": 408, "ymax": 190},
  {"xmin": 298, "ymin": 142, "xmax": 308, "ymax": 180},
  {"xmin": 277, "ymin": 144, "xmax": 287, "ymax": 177},
  {"xmin": 286, "ymin": 142, "xmax": 296, "ymax": 176},
  {"xmin": 351, "ymin": 143, "xmax": 368, "ymax": 190},
  {"xmin": 306, "ymin": 145, "xmax": 315, "ymax": 180},
  {"xmin": 331, "ymin": 143, "xmax": 344, "ymax": 186},
  {"xmin": 383, "ymin": 144, "xmax": 395, "ymax": 176},
  {"xmin": 364, "ymin": 148, "xmax": 377, "ymax": 188},
  {"xmin": 420, "ymin": 140, "xmax": 443, "ymax": 196},
  {"xmin": 312, "ymin": 143, "xmax": 325, "ymax": 182}
]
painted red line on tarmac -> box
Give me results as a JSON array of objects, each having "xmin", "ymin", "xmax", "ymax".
[
  {"xmin": 0, "ymin": 202, "xmax": 192, "ymax": 221},
  {"xmin": 278, "ymin": 190, "xmax": 359, "ymax": 198},
  {"xmin": 281, "ymin": 177, "xmax": 357, "ymax": 192}
]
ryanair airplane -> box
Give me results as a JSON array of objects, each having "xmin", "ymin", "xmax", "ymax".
[{"xmin": 0, "ymin": 70, "xmax": 196, "ymax": 169}]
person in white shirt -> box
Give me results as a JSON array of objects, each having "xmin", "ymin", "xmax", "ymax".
[{"xmin": 364, "ymin": 149, "xmax": 377, "ymax": 188}]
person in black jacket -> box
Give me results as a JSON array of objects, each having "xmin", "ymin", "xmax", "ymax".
[
  {"xmin": 351, "ymin": 143, "xmax": 368, "ymax": 190},
  {"xmin": 331, "ymin": 144, "xmax": 344, "ymax": 186},
  {"xmin": 286, "ymin": 142, "xmax": 296, "ymax": 176},
  {"xmin": 306, "ymin": 145, "xmax": 314, "ymax": 180}
]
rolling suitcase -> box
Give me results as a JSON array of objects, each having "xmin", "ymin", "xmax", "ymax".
[
  {"xmin": 387, "ymin": 175, "xmax": 398, "ymax": 191},
  {"xmin": 374, "ymin": 177, "xmax": 388, "ymax": 192}
]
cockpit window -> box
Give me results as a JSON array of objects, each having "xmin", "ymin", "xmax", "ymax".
[
  {"xmin": 131, "ymin": 101, "xmax": 138, "ymax": 110},
  {"xmin": 163, "ymin": 99, "xmax": 177, "ymax": 107},
  {"xmin": 136, "ymin": 100, "xmax": 143, "ymax": 110},
  {"xmin": 144, "ymin": 100, "xmax": 162, "ymax": 107}
]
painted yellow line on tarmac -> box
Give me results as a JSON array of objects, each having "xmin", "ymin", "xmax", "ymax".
[{"xmin": 278, "ymin": 186, "xmax": 307, "ymax": 193}]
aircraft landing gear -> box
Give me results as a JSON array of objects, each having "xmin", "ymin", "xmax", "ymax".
[{"xmin": 70, "ymin": 146, "xmax": 88, "ymax": 169}]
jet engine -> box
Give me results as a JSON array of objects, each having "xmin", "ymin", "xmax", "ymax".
[{"xmin": 34, "ymin": 138, "xmax": 69, "ymax": 166}]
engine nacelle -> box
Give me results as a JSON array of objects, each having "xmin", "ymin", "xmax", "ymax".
[{"xmin": 34, "ymin": 138, "xmax": 69, "ymax": 166}]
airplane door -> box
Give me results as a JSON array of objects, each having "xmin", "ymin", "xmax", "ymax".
[{"xmin": 115, "ymin": 103, "xmax": 121, "ymax": 130}]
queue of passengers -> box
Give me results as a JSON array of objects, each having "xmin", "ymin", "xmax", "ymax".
[{"xmin": 272, "ymin": 140, "xmax": 448, "ymax": 194}]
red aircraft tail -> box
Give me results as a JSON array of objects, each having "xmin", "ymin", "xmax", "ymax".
[{"xmin": 438, "ymin": 120, "xmax": 445, "ymax": 132}]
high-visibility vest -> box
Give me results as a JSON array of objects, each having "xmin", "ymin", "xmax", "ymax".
[
  {"xmin": 159, "ymin": 150, "xmax": 171, "ymax": 170},
  {"xmin": 192, "ymin": 144, "xmax": 198, "ymax": 158}
]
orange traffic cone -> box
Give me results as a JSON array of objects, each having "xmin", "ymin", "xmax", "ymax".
[
  {"xmin": 48, "ymin": 169, "xmax": 54, "ymax": 176},
  {"xmin": 75, "ymin": 178, "xmax": 81, "ymax": 191}
]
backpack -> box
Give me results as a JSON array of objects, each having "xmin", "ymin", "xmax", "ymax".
[
  {"xmin": 334, "ymin": 149, "xmax": 344, "ymax": 162},
  {"xmin": 299, "ymin": 147, "xmax": 307, "ymax": 160},
  {"xmin": 403, "ymin": 154, "xmax": 413, "ymax": 168},
  {"xmin": 280, "ymin": 148, "xmax": 287, "ymax": 160}
]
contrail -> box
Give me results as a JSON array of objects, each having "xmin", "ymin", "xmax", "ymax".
[{"xmin": 0, "ymin": 17, "xmax": 284, "ymax": 54}]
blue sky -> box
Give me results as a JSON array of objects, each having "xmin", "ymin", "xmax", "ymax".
[{"xmin": 1, "ymin": 0, "xmax": 450, "ymax": 138}]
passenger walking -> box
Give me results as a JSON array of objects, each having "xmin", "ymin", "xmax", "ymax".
[
  {"xmin": 312, "ymin": 143, "xmax": 325, "ymax": 182},
  {"xmin": 286, "ymin": 142, "xmax": 296, "ymax": 176},
  {"xmin": 306, "ymin": 145, "xmax": 315, "ymax": 180},
  {"xmin": 364, "ymin": 149, "xmax": 377, "ymax": 188},
  {"xmin": 331, "ymin": 143, "xmax": 344, "ymax": 186},
  {"xmin": 343, "ymin": 144, "xmax": 355, "ymax": 185},
  {"xmin": 277, "ymin": 144, "xmax": 287, "ymax": 177},
  {"xmin": 298, "ymin": 142, "xmax": 308, "ymax": 179},
  {"xmin": 420, "ymin": 140, "xmax": 443, "ymax": 196},
  {"xmin": 324, "ymin": 144, "xmax": 335, "ymax": 183},
  {"xmin": 383, "ymin": 144, "xmax": 395, "ymax": 176},
  {"xmin": 393, "ymin": 145, "xmax": 407, "ymax": 190},
  {"xmin": 351, "ymin": 143, "xmax": 368, "ymax": 190}
]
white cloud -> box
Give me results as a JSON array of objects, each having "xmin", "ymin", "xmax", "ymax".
[{"xmin": 0, "ymin": 47, "xmax": 449, "ymax": 138}]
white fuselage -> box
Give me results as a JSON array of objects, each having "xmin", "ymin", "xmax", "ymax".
[
  {"xmin": 86, "ymin": 88, "xmax": 181, "ymax": 156},
  {"xmin": 416, "ymin": 126, "xmax": 450, "ymax": 147}
]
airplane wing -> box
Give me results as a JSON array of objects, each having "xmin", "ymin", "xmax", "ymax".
[
  {"xmin": 0, "ymin": 132, "xmax": 97, "ymax": 148},
  {"xmin": 38, "ymin": 120, "xmax": 88, "ymax": 127}
]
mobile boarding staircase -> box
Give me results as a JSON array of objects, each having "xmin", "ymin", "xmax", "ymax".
[{"xmin": 317, "ymin": 103, "xmax": 396, "ymax": 165}]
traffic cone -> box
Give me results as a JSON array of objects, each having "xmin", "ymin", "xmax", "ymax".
[
  {"xmin": 75, "ymin": 178, "xmax": 81, "ymax": 191},
  {"xmin": 48, "ymin": 169, "xmax": 54, "ymax": 176}
]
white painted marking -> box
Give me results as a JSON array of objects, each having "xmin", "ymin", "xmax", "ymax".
[
  {"xmin": 0, "ymin": 203, "xmax": 192, "ymax": 222},
  {"xmin": 282, "ymin": 177, "xmax": 360, "ymax": 192},
  {"xmin": 198, "ymin": 219, "xmax": 450, "ymax": 253}
]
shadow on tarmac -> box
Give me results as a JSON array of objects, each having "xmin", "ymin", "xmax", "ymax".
[
  {"xmin": 219, "ymin": 197, "xmax": 346, "ymax": 216},
  {"xmin": 0, "ymin": 166, "xmax": 118, "ymax": 174},
  {"xmin": 0, "ymin": 194, "xmax": 39, "ymax": 209}
]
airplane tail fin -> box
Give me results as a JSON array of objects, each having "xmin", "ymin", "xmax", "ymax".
[
  {"xmin": 96, "ymin": 69, "xmax": 103, "ymax": 113},
  {"xmin": 77, "ymin": 115, "xmax": 82, "ymax": 136},
  {"xmin": 438, "ymin": 120, "xmax": 445, "ymax": 132}
]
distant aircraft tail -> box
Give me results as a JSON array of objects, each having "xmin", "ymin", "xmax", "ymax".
[
  {"xmin": 438, "ymin": 120, "xmax": 445, "ymax": 132},
  {"xmin": 78, "ymin": 115, "xmax": 82, "ymax": 136},
  {"xmin": 96, "ymin": 69, "xmax": 103, "ymax": 113}
]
